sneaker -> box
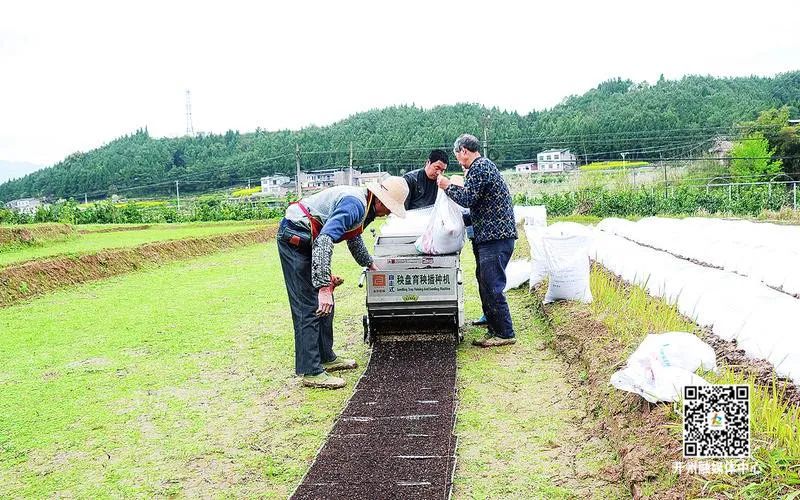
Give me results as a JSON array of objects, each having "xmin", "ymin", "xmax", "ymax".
[
  {"xmin": 472, "ymin": 335, "xmax": 516, "ymax": 348},
  {"xmin": 471, "ymin": 315, "xmax": 488, "ymax": 326},
  {"xmin": 322, "ymin": 357, "xmax": 358, "ymax": 372},
  {"xmin": 302, "ymin": 372, "xmax": 346, "ymax": 389}
]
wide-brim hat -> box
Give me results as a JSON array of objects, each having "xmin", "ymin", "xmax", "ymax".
[{"xmin": 367, "ymin": 176, "xmax": 409, "ymax": 218}]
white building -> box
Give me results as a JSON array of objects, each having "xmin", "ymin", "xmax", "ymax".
[
  {"xmin": 536, "ymin": 149, "xmax": 577, "ymax": 173},
  {"xmin": 261, "ymin": 175, "xmax": 291, "ymax": 196},
  {"xmin": 5, "ymin": 198, "xmax": 44, "ymax": 215},
  {"xmin": 514, "ymin": 163, "xmax": 539, "ymax": 174},
  {"xmin": 300, "ymin": 168, "xmax": 361, "ymax": 191},
  {"xmin": 356, "ymin": 171, "xmax": 390, "ymax": 186}
]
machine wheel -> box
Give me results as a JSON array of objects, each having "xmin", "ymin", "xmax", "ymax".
[{"xmin": 362, "ymin": 315, "xmax": 370, "ymax": 344}]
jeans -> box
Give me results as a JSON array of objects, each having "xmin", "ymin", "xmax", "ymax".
[
  {"xmin": 474, "ymin": 238, "xmax": 516, "ymax": 339},
  {"xmin": 277, "ymin": 219, "xmax": 337, "ymax": 375}
]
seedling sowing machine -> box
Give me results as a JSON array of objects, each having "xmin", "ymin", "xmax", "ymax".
[{"xmin": 360, "ymin": 234, "xmax": 465, "ymax": 344}]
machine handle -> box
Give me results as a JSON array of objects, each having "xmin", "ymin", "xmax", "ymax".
[
  {"xmin": 457, "ymin": 269, "xmax": 463, "ymax": 285},
  {"xmin": 358, "ymin": 268, "xmax": 367, "ymax": 288}
]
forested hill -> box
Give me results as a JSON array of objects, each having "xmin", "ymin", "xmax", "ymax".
[{"xmin": 2, "ymin": 72, "xmax": 798, "ymax": 201}]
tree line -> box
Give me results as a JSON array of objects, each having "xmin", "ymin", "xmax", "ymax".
[{"xmin": 1, "ymin": 72, "xmax": 798, "ymax": 202}]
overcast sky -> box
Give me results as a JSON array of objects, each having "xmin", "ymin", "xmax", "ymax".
[{"xmin": 1, "ymin": 0, "xmax": 798, "ymax": 169}]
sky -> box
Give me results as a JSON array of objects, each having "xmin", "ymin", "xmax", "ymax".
[{"xmin": 1, "ymin": 0, "xmax": 798, "ymax": 172}]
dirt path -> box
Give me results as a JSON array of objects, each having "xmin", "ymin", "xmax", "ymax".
[{"xmin": 452, "ymin": 291, "xmax": 627, "ymax": 499}]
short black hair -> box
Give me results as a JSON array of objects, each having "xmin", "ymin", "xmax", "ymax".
[{"xmin": 428, "ymin": 149, "xmax": 449, "ymax": 166}]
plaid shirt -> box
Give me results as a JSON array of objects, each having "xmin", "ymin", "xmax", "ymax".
[{"xmin": 444, "ymin": 156, "xmax": 517, "ymax": 244}]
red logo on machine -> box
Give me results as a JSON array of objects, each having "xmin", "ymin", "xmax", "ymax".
[{"xmin": 372, "ymin": 274, "xmax": 387, "ymax": 287}]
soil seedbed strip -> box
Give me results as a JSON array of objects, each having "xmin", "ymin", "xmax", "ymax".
[
  {"xmin": 292, "ymin": 339, "xmax": 457, "ymax": 500},
  {"xmin": 0, "ymin": 227, "xmax": 276, "ymax": 308}
]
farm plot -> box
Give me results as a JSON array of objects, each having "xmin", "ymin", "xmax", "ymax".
[
  {"xmin": 0, "ymin": 222, "xmax": 626, "ymax": 498},
  {"xmin": 0, "ymin": 222, "xmax": 269, "ymax": 268}
]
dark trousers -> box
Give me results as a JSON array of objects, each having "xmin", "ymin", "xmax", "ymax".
[
  {"xmin": 277, "ymin": 220, "xmax": 336, "ymax": 375},
  {"xmin": 474, "ymin": 238, "xmax": 516, "ymax": 339},
  {"xmin": 471, "ymin": 240, "xmax": 489, "ymax": 322}
]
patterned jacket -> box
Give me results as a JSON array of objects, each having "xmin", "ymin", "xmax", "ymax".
[{"xmin": 444, "ymin": 156, "xmax": 517, "ymax": 244}]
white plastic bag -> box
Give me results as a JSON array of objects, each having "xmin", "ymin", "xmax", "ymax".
[
  {"xmin": 610, "ymin": 363, "xmax": 709, "ymax": 404},
  {"xmin": 524, "ymin": 224, "xmax": 548, "ymax": 289},
  {"xmin": 626, "ymin": 332, "xmax": 718, "ymax": 373},
  {"xmin": 414, "ymin": 190, "xmax": 466, "ymax": 255},
  {"xmin": 610, "ymin": 332, "xmax": 717, "ymax": 403},
  {"xmin": 542, "ymin": 234, "xmax": 592, "ymax": 303},
  {"xmin": 513, "ymin": 205, "xmax": 547, "ymax": 226},
  {"xmin": 381, "ymin": 207, "xmax": 433, "ymax": 236},
  {"xmin": 503, "ymin": 260, "xmax": 531, "ymax": 292}
]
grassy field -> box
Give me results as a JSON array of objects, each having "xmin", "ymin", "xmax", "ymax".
[
  {"xmin": 0, "ymin": 222, "xmax": 268, "ymax": 268},
  {"xmin": 0, "ymin": 222, "xmax": 628, "ymax": 497},
  {"xmin": 0, "ymin": 236, "xmax": 369, "ymax": 497},
  {"xmin": 4, "ymin": 216, "xmax": 793, "ymax": 497}
]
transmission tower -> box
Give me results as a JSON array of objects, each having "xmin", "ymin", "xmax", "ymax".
[{"xmin": 185, "ymin": 89, "xmax": 194, "ymax": 137}]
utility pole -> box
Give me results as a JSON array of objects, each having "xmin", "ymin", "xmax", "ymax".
[
  {"xmin": 175, "ymin": 180, "xmax": 180, "ymax": 211},
  {"xmin": 247, "ymin": 178, "xmax": 251, "ymax": 189},
  {"xmin": 661, "ymin": 154, "xmax": 667, "ymax": 199},
  {"xmin": 185, "ymin": 90, "xmax": 194, "ymax": 137},
  {"xmin": 295, "ymin": 144, "xmax": 302, "ymax": 199},
  {"xmin": 84, "ymin": 193, "xmax": 88, "ymax": 205},
  {"xmin": 349, "ymin": 141, "xmax": 354, "ymax": 185},
  {"xmin": 482, "ymin": 113, "xmax": 491, "ymax": 157}
]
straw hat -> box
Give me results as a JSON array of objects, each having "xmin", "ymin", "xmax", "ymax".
[{"xmin": 367, "ymin": 176, "xmax": 409, "ymax": 218}]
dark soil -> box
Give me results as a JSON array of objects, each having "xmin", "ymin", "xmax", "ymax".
[
  {"xmin": 0, "ymin": 223, "xmax": 74, "ymax": 246},
  {"xmin": 78, "ymin": 224, "xmax": 151, "ymax": 234},
  {"xmin": 292, "ymin": 340, "xmax": 457, "ymax": 500},
  {"xmin": 0, "ymin": 227, "xmax": 276, "ymax": 308}
]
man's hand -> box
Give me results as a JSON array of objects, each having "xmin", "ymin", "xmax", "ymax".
[
  {"xmin": 368, "ymin": 261, "xmax": 380, "ymax": 271},
  {"xmin": 436, "ymin": 174, "xmax": 451, "ymax": 190},
  {"xmin": 331, "ymin": 275, "xmax": 344, "ymax": 289},
  {"xmin": 316, "ymin": 286, "xmax": 334, "ymax": 316}
]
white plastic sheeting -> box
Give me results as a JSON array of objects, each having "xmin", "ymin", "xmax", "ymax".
[
  {"xmin": 598, "ymin": 217, "xmax": 800, "ymax": 297},
  {"xmin": 574, "ymin": 226, "xmax": 800, "ymax": 384}
]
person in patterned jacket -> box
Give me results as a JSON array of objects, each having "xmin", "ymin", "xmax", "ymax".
[
  {"xmin": 277, "ymin": 177, "xmax": 409, "ymax": 388},
  {"xmin": 436, "ymin": 133, "xmax": 518, "ymax": 347}
]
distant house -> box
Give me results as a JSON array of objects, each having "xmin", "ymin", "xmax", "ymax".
[
  {"xmin": 789, "ymin": 119, "xmax": 800, "ymax": 126},
  {"xmin": 356, "ymin": 171, "xmax": 390, "ymax": 186},
  {"xmin": 514, "ymin": 163, "xmax": 538, "ymax": 174},
  {"xmin": 536, "ymin": 149, "xmax": 577, "ymax": 173},
  {"xmin": 300, "ymin": 168, "xmax": 361, "ymax": 191},
  {"xmin": 708, "ymin": 138, "xmax": 734, "ymax": 166},
  {"xmin": 5, "ymin": 198, "xmax": 44, "ymax": 215},
  {"xmin": 261, "ymin": 175, "xmax": 291, "ymax": 195}
]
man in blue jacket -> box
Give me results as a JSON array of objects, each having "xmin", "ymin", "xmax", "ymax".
[
  {"xmin": 277, "ymin": 177, "xmax": 409, "ymax": 388},
  {"xmin": 436, "ymin": 134, "xmax": 517, "ymax": 347}
]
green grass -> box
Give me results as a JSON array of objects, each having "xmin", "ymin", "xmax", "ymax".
[
  {"xmin": 0, "ymin": 235, "xmax": 369, "ymax": 497},
  {"xmin": 452, "ymin": 239, "xmax": 626, "ymax": 498},
  {"xmin": 0, "ymin": 221, "xmax": 629, "ymax": 497},
  {"xmin": 580, "ymin": 161, "xmax": 650, "ymax": 171},
  {"xmin": 0, "ymin": 222, "xmax": 268, "ymax": 268}
]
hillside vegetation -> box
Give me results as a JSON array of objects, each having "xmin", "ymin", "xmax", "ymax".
[{"xmin": 1, "ymin": 72, "xmax": 798, "ymax": 202}]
